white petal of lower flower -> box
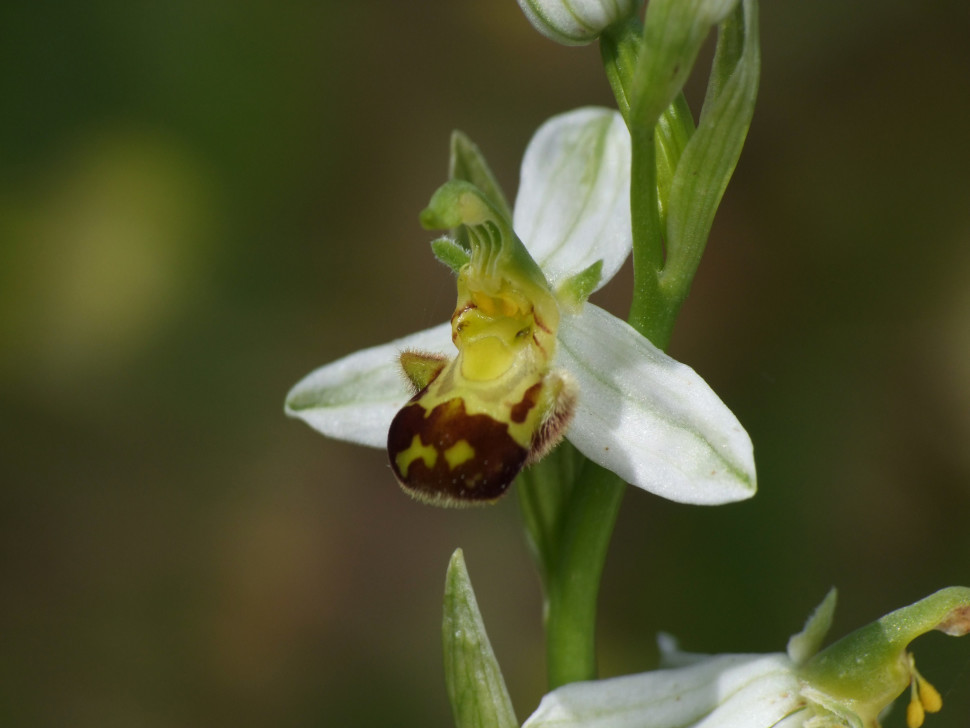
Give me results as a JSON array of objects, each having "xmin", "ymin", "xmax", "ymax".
[
  {"xmin": 693, "ymin": 668, "xmax": 806, "ymax": 728},
  {"xmin": 514, "ymin": 107, "xmax": 632, "ymax": 290},
  {"xmin": 284, "ymin": 322, "xmax": 453, "ymax": 448},
  {"xmin": 523, "ymin": 653, "xmax": 804, "ymax": 728},
  {"xmin": 556, "ymin": 304, "xmax": 756, "ymax": 504}
]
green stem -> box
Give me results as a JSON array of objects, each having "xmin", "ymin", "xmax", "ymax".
[
  {"xmin": 539, "ymin": 22, "xmax": 686, "ymax": 691},
  {"xmin": 602, "ymin": 20, "xmax": 685, "ymax": 347},
  {"xmin": 544, "ymin": 135, "xmax": 680, "ymax": 685},
  {"xmin": 544, "ymin": 461, "xmax": 625, "ymax": 688},
  {"xmin": 539, "ymin": 3, "xmax": 755, "ymax": 689},
  {"xmin": 627, "ymin": 119, "xmax": 674, "ymax": 346},
  {"xmin": 517, "ymin": 442, "xmax": 579, "ymax": 584}
]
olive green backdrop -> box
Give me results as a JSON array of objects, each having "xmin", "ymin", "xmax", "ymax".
[{"xmin": 2, "ymin": 1, "xmax": 968, "ymax": 726}]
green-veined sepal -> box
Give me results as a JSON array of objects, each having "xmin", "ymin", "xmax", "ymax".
[
  {"xmin": 284, "ymin": 322, "xmax": 452, "ymax": 449},
  {"xmin": 556, "ymin": 303, "xmax": 756, "ymax": 504}
]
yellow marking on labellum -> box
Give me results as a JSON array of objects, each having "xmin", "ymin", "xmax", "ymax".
[
  {"xmin": 394, "ymin": 434, "xmax": 438, "ymax": 478},
  {"xmin": 443, "ymin": 440, "xmax": 475, "ymax": 469}
]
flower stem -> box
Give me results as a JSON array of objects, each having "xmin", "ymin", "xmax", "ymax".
[
  {"xmin": 544, "ymin": 460, "xmax": 625, "ymax": 688},
  {"xmin": 542, "ymin": 15, "xmax": 728, "ymax": 689},
  {"xmin": 627, "ymin": 118, "xmax": 676, "ymax": 347},
  {"xmin": 602, "ymin": 19, "xmax": 682, "ymax": 348}
]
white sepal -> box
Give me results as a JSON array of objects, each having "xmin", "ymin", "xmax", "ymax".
[
  {"xmin": 556, "ymin": 304, "xmax": 756, "ymax": 504},
  {"xmin": 515, "ymin": 108, "xmax": 632, "ymax": 290},
  {"xmin": 284, "ymin": 322, "xmax": 452, "ymax": 448}
]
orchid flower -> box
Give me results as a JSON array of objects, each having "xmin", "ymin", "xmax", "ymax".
[
  {"xmin": 521, "ymin": 587, "xmax": 970, "ymax": 728},
  {"xmin": 285, "ymin": 107, "xmax": 756, "ymax": 507}
]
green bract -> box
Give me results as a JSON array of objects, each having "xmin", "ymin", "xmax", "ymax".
[{"xmin": 443, "ymin": 550, "xmax": 518, "ymax": 728}]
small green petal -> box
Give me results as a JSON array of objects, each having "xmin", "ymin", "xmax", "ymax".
[
  {"xmin": 443, "ymin": 549, "xmax": 518, "ymax": 728},
  {"xmin": 431, "ymin": 236, "xmax": 471, "ymax": 273},
  {"xmin": 399, "ymin": 349, "xmax": 448, "ymax": 393},
  {"xmin": 555, "ymin": 260, "xmax": 603, "ymax": 312}
]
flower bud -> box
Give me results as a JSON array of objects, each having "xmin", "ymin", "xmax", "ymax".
[{"xmin": 517, "ymin": 0, "xmax": 641, "ymax": 46}]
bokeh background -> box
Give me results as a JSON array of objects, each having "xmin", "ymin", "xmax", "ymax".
[{"xmin": 2, "ymin": 1, "xmax": 969, "ymax": 726}]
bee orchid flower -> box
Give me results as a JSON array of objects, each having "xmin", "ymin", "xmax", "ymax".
[{"xmin": 285, "ymin": 107, "xmax": 756, "ymax": 507}]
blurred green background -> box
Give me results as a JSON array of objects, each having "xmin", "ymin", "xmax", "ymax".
[{"xmin": 2, "ymin": 1, "xmax": 968, "ymax": 726}]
